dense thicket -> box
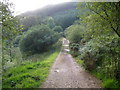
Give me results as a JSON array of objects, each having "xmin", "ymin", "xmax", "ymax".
[{"xmin": 66, "ymin": 2, "xmax": 120, "ymax": 88}]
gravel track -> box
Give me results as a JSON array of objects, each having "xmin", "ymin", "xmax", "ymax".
[{"xmin": 42, "ymin": 38, "xmax": 101, "ymax": 88}]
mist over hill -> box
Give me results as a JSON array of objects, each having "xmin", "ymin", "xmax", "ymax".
[
  {"xmin": 18, "ymin": 2, "xmax": 79, "ymax": 31},
  {"xmin": 19, "ymin": 2, "xmax": 77, "ymax": 17}
]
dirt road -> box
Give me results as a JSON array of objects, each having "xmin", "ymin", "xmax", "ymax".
[{"xmin": 42, "ymin": 38, "xmax": 101, "ymax": 88}]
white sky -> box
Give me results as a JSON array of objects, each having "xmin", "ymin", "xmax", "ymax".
[
  {"xmin": 7, "ymin": 0, "xmax": 72, "ymax": 15},
  {"xmin": 2, "ymin": 0, "xmax": 118, "ymax": 15}
]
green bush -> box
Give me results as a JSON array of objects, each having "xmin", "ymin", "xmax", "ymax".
[
  {"xmin": 78, "ymin": 37, "xmax": 120, "ymax": 86},
  {"xmin": 53, "ymin": 26, "xmax": 64, "ymax": 37},
  {"xmin": 19, "ymin": 25, "xmax": 60, "ymax": 55},
  {"xmin": 65, "ymin": 24, "xmax": 84, "ymax": 43},
  {"xmin": 53, "ymin": 26, "xmax": 63, "ymax": 33},
  {"xmin": 69, "ymin": 43, "xmax": 80, "ymax": 57}
]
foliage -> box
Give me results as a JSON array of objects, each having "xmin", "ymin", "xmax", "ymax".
[
  {"xmin": 2, "ymin": 51, "xmax": 59, "ymax": 88},
  {"xmin": 3, "ymin": 47, "xmax": 23, "ymax": 70},
  {"xmin": 53, "ymin": 9, "xmax": 79, "ymax": 29},
  {"xmin": 51, "ymin": 38, "xmax": 62, "ymax": 51},
  {"xmin": 53, "ymin": 26, "xmax": 63, "ymax": 36},
  {"xmin": 19, "ymin": 2, "xmax": 78, "ymax": 31},
  {"xmin": 65, "ymin": 24, "xmax": 85, "ymax": 43},
  {"xmin": 2, "ymin": 1, "xmax": 22, "ymax": 43},
  {"xmin": 19, "ymin": 16, "xmax": 45, "ymax": 32},
  {"xmin": 78, "ymin": 2, "xmax": 120, "ymax": 37},
  {"xmin": 69, "ymin": 43, "xmax": 80, "ymax": 57},
  {"xmin": 19, "ymin": 25, "xmax": 60, "ymax": 55},
  {"xmin": 46, "ymin": 17, "xmax": 56, "ymax": 29},
  {"xmin": 2, "ymin": 0, "xmax": 22, "ymax": 67},
  {"xmin": 74, "ymin": 2, "xmax": 120, "ymax": 88},
  {"xmin": 79, "ymin": 2, "xmax": 120, "ymax": 75},
  {"xmin": 13, "ymin": 35, "xmax": 21, "ymax": 47},
  {"xmin": 53, "ymin": 26, "xmax": 63, "ymax": 33},
  {"xmin": 62, "ymin": 2, "xmax": 120, "ymax": 88}
]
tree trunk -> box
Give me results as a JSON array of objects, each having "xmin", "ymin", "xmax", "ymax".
[{"xmin": 9, "ymin": 46, "xmax": 12, "ymax": 62}]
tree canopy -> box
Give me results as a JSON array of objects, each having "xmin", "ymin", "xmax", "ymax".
[{"xmin": 19, "ymin": 25, "xmax": 60, "ymax": 55}]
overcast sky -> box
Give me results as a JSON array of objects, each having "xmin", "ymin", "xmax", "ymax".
[
  {"xmin": 8, "ymin": 0, "xmax": 73, "ymax": 15},
  {"xmin": 1, "ymin": 0, "xmax": 118, "ymax": 15}
]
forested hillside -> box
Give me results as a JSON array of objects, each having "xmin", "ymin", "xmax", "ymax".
[
  {"xmin": 18, "ymin": 2, "xmax": 79, "ymax": 31},
  {"xmin": 1, "ymin": 0, "xmax": 120, "ymax": 88}
]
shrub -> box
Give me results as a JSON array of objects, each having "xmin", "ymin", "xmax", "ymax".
[
  {"xmin": 83, "ymin": 52, "xmax": 96, "ymax": 71},
  {"xmin": 53, "ymin": 26, "xmax": 64, "ymax": 37},
  {"xmin": 53, "ymin": 26, "xmax": 63, "ymax": 33},
  {"xmin": 65, "ymin": 24, "xmax": 84, "ymax": 43},
  {"xmin": 69, "ymin": 43, "xmax": 80, "ymax": 57},
  {"xmin": 79, "ymin": 37, "xmax": 120, "ymax": 85},
  {"xmin": 79, "ymin": 40, "xmax": 105, "ymax": 71},
  {"xmin": 19, "ymin": 25, "xmax": 60, "ymax": 55}
]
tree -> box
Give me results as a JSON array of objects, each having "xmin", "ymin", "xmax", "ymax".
[
  {"xmin": 19, "ymin": 16, "xmax": 45, "ymax": 32},
  {"xmin": 80, "ymin": 2, "xmax": 120, "ymax": 37},
  {"xmin": 53, "ymin": 9, "xmax": 79, "ymax": 29},
  {"xmin": 53, "ymin": 26, "xmax": 64, "ymax": 36},
  {"xmin": 2, "ymin": 0, "xmax": 22, "ymax": 63},
  {"xmin": 46, "ymin": 17, "xmax": 55, "ymax": 29},
  {"xmin": 19, "ymin": 25, "xmax": 60, "ymax": 55},
  {"xmin": 77, "ymin": 2, "xmax": 120, "ymax": 85},
  {"xmin": 53, "ymin": 26, "xmax": 63, "ymax": 33},
  {"xmin": 13, "ymin": 35, "xmax": 21, "ymax": 47},
  {"xmin": 65, "ymin": 24, "xmax": 85, "ymax": 43}
]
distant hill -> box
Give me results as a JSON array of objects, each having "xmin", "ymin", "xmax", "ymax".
[
  {"xmin": 18, "ymin": 2, "xmax": 79, "ymax": 31},
  {"xmin": 19, "ymin": 2, "xmax": 77, "ymax": 17}
]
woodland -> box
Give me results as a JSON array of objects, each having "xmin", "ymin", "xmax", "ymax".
[{"xmin": 1, "ymin": 1, "xmax": 120, "ymax": 88}]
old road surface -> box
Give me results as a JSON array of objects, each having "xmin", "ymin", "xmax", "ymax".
[{"xmin": 42, "ymin": 38, "xmax": 101, "ymax": 88}]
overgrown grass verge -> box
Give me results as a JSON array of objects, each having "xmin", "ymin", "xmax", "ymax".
[
  {"xmin": 91, "ymin": 70, "xmax": 119, "ymax": 88},
  {"xmin": 74, "ymin": 57, "xmax": 119, "ymax": 88},
  {"xmin": 2, "ymin": 51, "xmax": 59, "ymax": 88}
]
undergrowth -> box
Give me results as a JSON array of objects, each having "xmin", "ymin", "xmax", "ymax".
[
  {"xmin": 74, "ymin": 57, "xmax": 83, "ymax": 65},
  {"xmin": 75, "ymin": 57, "xmax": 119, "ymax": 88},
  {"xmin": 91, "ymin": 70, "xmax": 119, "ymax": 88}
]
